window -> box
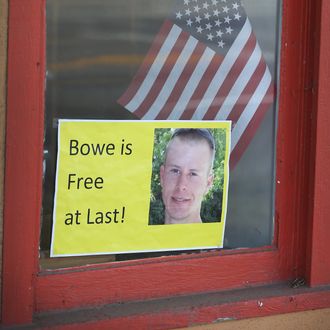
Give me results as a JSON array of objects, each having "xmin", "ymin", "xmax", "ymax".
[
  {"xmin": 3, "ymin": 0, "xmax": 330, "ymax": 327},
  {"xmin": 42, "ymin": 0, "xmax": 279, "ymax": 268}
]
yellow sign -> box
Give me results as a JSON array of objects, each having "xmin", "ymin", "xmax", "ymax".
[{"xmin": 51, "ymin": 120, "xmax": 231, "ymax": 257}]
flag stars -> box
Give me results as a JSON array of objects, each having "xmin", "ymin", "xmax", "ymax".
[
  {"xmin": 195, "ymin": 15, "xmax": 202, "ymax": 23},
  {"xmin": 218, "ymin": 40, "xmax": 225, "ymax": 48},
  {"xmin": 194, "ymin": 5, "xmax": 200, "ymax": 12},
  {"xmin": 196, "ymin": 26, "xmax": 203, "ymax": 33},
  {"xmin": 234, "ymin": 12, "xmax": 241, "ymax": 20},
  {"xmin": 174, "ymin": 0, "xmax": 244, "ymax": 50},
  {"xmin": 203, "ymin": 2, "xmax": 209, "ymax": 9},
  {"xmin": 176, "ymin": 11, "xmax": 183, "ymax": 19},
  {"xmin": 224, "ymin": 15, "xmax": 232, "ymax": 24},
  {"xmin": 185, "ymin": 8, "xmax": 192, "ymax": 16},
  {"xmin": 232, "ymin": 2, "xmax": 239, "ymax": 10},
  {"xmin": 205, "ymin": 22, "xmax": 212, "ymax": 30},
  {"xmin": 207, "ymin": 33, "xmax": 214, "ymax": 40},
  {"xmin": 216, "ymin": 29, "xmax": 223, "ymax": 37}
]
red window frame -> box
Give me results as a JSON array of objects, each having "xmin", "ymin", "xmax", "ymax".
[{"xmin": 2, "ymin": 0, "xmax": 330, "ymax": 326}]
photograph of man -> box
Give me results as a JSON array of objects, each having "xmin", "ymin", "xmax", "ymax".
[
  {"xmin": 159, "ymin": 128, "xmax": 215, "ymax": 225},
  {"xmin": 160, "ymin": 129, "xmax": 215, "ymax": 224}
]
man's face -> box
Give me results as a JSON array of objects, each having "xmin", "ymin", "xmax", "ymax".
[{"xmin": 160, "ymin": 137, "xmax": 213, "ymax": 224}]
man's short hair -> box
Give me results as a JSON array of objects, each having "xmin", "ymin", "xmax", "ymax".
[{"xmin": 166, "ymin": 128, "xmax": 216, "ymax": 170}]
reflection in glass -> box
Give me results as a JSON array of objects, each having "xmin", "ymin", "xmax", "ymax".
[{"xmin": 42, "ymin": 0, "xmax": 280, "ymax": 269}]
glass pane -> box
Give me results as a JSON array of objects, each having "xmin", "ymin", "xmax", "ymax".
[{"xmin": 41, "ymin": 0, "xmax": 280, "ymax": 269}]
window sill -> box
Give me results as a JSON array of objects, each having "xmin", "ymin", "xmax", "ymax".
[{"xmin": 26, "ymin": 283, "xmax": 330, "ymax": 329}]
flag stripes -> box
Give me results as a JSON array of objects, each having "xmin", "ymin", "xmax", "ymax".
[
  {"xmin": 141, "ymin": 34, "xmax": 198, "ymax": 119},
  {"xmin": 118, "ymin": 13, "xmax": 274, "ymax": 169},
  {"xmin": 155, "ymin": 42, "xmax": 207, "ymax": 120},
  {"xmin": 228, "ymin": 60, "xmax": 267, "ymax": 124},
  {"xmin": 230, "ymin": 84, "xmax": 274, "ymax": 168},
  {"xmin": 117, "ymin": 20, "xmax": 177, "ymax": 109},
  {"xmin": 178, "ymin": 52, "xmax": 223, "ymax": 120},
  {"xmin": 202, "ymin": 34, "xmax": 258, "ymax": 120}
]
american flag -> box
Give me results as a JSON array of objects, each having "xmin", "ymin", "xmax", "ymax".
[{"xmin": 117, "ymin": 0, "xmax": 274, "ymax": 169}]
